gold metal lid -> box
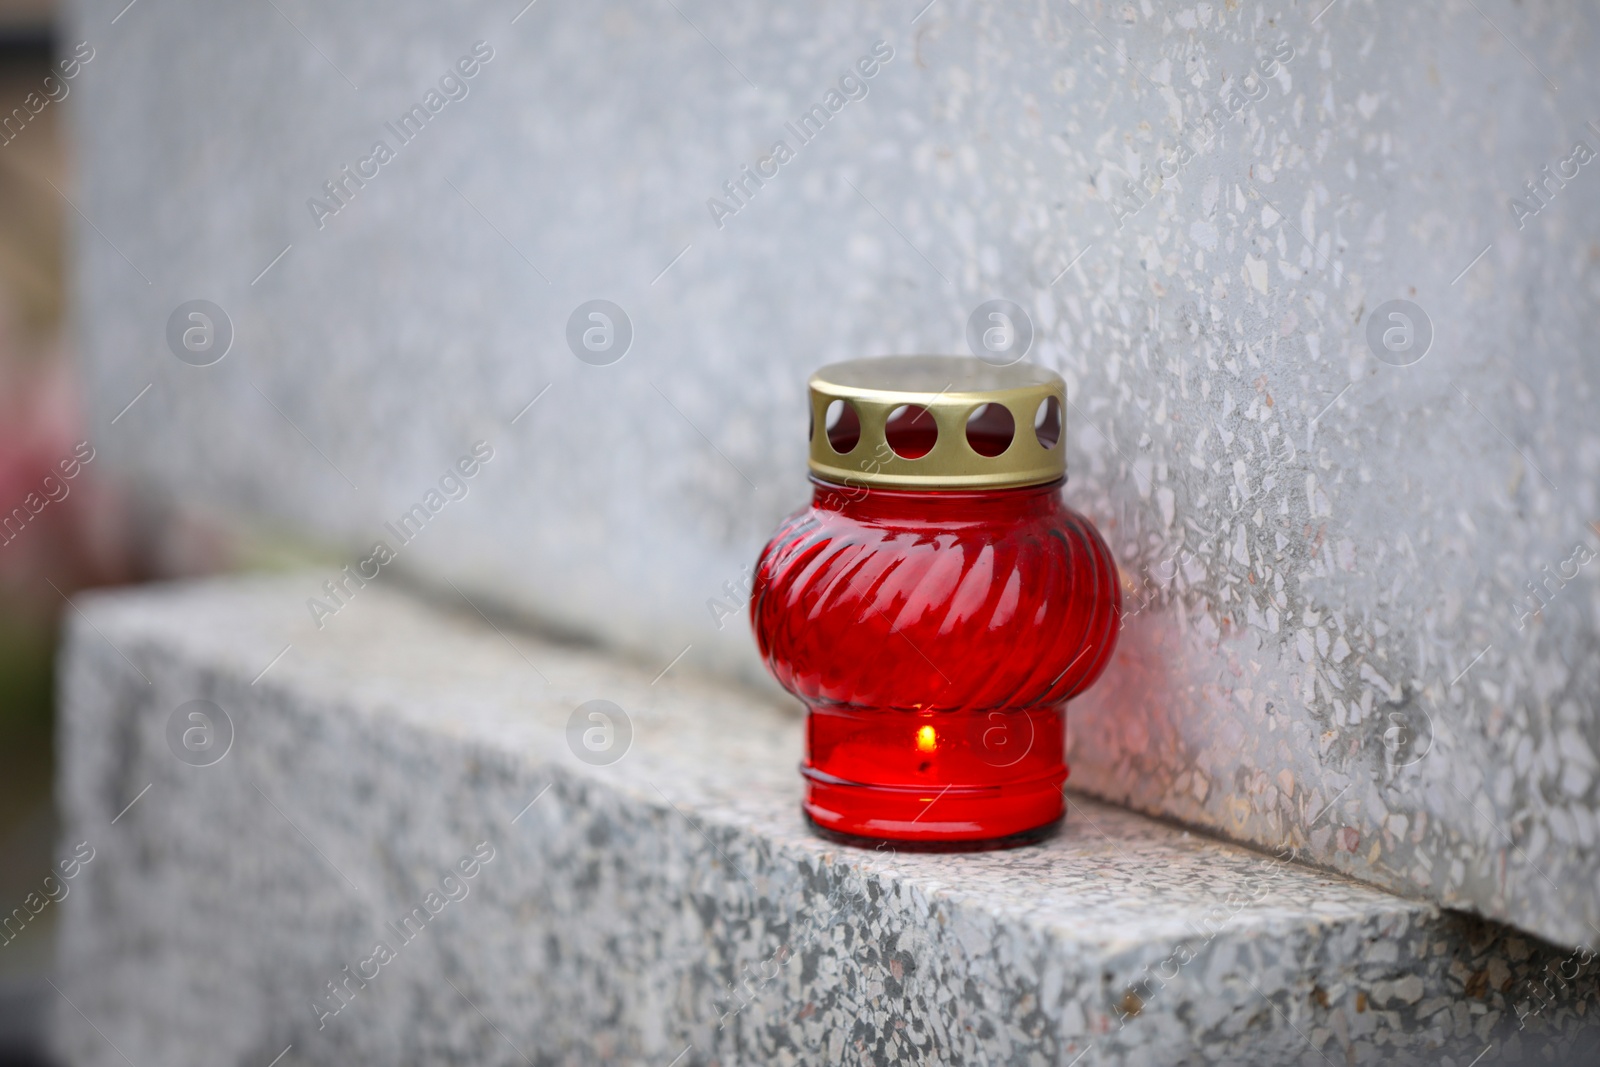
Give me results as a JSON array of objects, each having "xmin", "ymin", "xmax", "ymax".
[{"xmin": 807, "ymin": 356, "xmax": 1066, "ymax": 489}]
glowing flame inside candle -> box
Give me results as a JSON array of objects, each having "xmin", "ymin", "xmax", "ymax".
[{"xmin": 915, "ymin": 724, "xmax": 937, "ymax": 753}]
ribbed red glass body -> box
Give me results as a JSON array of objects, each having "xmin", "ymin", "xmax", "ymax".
[{"xmin": 751, "ymin": 477, "xmax": 1120, "ymax": 844}]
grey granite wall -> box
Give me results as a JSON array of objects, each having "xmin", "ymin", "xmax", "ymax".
[{"xmin": 64, "ymin": 0, "xmax": 1600, "ymax": 949}]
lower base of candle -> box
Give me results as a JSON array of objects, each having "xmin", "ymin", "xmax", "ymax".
[
  {"xmin": 802, "ymin": 809, "xmax": 1062, "ymax": 852},
  {"xmin": 801, "ymin": 768, "xmax": 1067, "ymax": 843},
  {"xmin": 801, "ymin": 702, "xmax": 1068, "ymax": 843}
]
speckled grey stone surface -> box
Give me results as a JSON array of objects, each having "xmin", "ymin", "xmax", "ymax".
[
  {"xmin": 64, "ymin": 0, "xmax": 1600, "ymax": 949},
  {"xmin": 48, "ymin": 575, "xmax": 1600, "ymax": 1065}
]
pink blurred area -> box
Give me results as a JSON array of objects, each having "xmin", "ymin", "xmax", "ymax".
[{"xmin": 0, "ymin": 354, "xmax": 144, "ymax": 612}]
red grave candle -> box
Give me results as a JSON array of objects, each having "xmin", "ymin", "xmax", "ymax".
[{"xmin": 751, "ymin": 357, "xmax": 1121, "ymax": 846}]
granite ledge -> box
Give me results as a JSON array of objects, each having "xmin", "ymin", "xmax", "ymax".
[{"xmin": 48, "ymin": 574, "xmax": 1600, "ymax": 1066}]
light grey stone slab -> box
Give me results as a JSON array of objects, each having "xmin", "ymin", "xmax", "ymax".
[
  {"xmin": 64, "ymin": 0, "xmax": 1600, "ymax": 947},
  {"xmin": 49, "ymin": 575, "xmax": 1600, "ymax": 1066}
]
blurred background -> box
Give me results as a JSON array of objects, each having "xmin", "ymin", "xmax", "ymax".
[
  {"xmin": 1, "ymin": 1, "xmax": 111, "ymax": 1055},
  {"xmin": 0, "ymin": 2, "xmax": 216, "ymax": 1057}
]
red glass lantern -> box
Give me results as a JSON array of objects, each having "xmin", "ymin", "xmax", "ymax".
[{"xmin": 751, "ymin": 357, "xmax": 1120, "ymax": 846}]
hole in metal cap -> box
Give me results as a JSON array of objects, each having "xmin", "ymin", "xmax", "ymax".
[
  {"xmin": 965, "ymin": 403, "xmax": 1015, "ymax": 458},
  {"xmin": 885, "ymin": 404, "xmax": 937, "ymax": 459},
  {"xmin": 1034, "ymin": 396, "xmax": 1062, "ymax": 450},
  {"xmin": 825, "ymin": 399, "xmax": 861, "ymax": 454}
]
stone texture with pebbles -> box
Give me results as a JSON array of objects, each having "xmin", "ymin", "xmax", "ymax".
[{"xmin": 51, "ymin": 576, "xmax": 1598, "ymax": 1066}]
